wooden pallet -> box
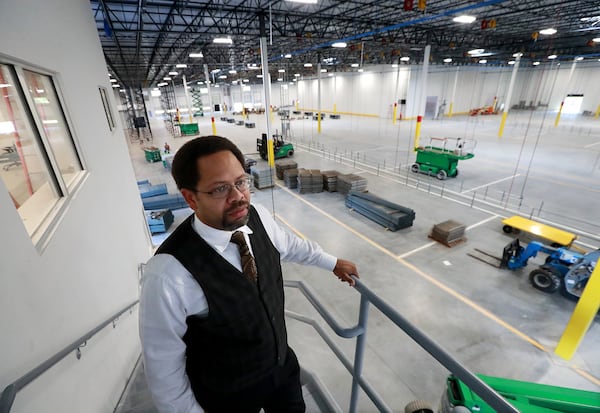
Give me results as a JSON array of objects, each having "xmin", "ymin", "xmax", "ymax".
[{"xmin": 428, "ymin": 234, "xmax": 467, "ymax": 248}]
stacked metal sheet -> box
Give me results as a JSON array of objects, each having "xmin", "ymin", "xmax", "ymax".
[
  {"xmin": 345, "ymin": 191, "xmax": 415, "ymax": 231},
  {"xmin": 429, "ymin": 220, "xmax": 466, "ymax": 246},
  {"xmin": 297, "ymin": 168, "xmax": 323, "ymax": 193},
  {"xmin": 321, "ymin": 170, "xmax": 340, "ymax": 192},
  {"xmin": 275, "ymin": 159, "xmax": 298, "ymax": 179},
  {"xmin": 250, "ymin": 165, "xmax": 274, "ymax": 189},
  {"xmin": 337, "ymin": 174, "xmax": 368, "ymax": 195},
  {"xmin": 283, "ymin": 168, "xmax": 299, "ymax": 189}
]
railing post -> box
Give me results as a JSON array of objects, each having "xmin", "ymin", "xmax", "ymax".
[{"xmin": 349, "ymin": 296, "xmax": 370, "ymax": 413}]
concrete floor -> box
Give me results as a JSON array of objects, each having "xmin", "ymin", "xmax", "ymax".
[{"xmin": 129, "ymin": 111, "xmax": 600, "ymax": 412}]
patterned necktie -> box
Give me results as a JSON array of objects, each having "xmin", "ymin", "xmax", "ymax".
[{"xmin": 230, "ymin": 231, "xmax": 258, "ymax": 282}]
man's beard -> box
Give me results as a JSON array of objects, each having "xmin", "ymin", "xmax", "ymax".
[{"xmin": 222, "ymin": 201, "xmax": 249, "ymax": 230}]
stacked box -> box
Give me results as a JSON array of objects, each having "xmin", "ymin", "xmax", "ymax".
[
  {"xmin": 275, "ymin": 159, "xmax": 298, "ymax": 179},
  {"xmin": 283, "ymin": 168, "xmax": 299, "ymax": 189},
  {"xmin": 297, "ymin": 169, "xmax": 323, "ymax": 193},
  {"xmin": 250, "ymin": 165, "xmax": 274, "ymax": 189},
  {"xmin": 430, "ymin": 220, "xmax": 466, "ymax": 246},
  {"xmin": 321, "ymin": 170, "xmax": 340, "ymax": 192},
  {"xmin": 337, "ymin": 174, "xmax": 368, "ymax": 195},
  {"xmin": 146, "ymin": 209, "xmax": 174, "ymax": 234}
]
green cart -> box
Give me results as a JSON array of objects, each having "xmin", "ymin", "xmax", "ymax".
[{"xmin": 411, "ymin": 137, "xmax": 475, "ymax": 180}]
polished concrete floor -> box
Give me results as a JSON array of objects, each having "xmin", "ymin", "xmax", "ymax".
[{"xmin": 128, "ymin": 111, "xmax": 600, "ymax": 412}]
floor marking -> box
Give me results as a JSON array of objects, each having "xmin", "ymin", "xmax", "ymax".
[
  {"xmin": 461, "ymin": 174, "xmax": 520, "ymax": 193},
  {"xmin": 466, "ymin": 214, "xmax": 500, "ymax": 230},
  {"xmin": 275, "ymin": 183, "xmax": 547, "ymax": 353},
  {"xmin": 275, "ymin": 183, "xmax": 600, "ymax": 387},
  {"xmin": 584, "ymin": 140, "xmax": 600, "ymax": 149},
  {"xmin": 275, "ymin": 213, "xmax": 306, "ymax": 239}
]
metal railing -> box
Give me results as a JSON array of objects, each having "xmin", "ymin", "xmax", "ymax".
[
  {"xmin": 284, "ymin": 277, "xmax": 519, "ymax": 413},
  {"xmin": 0, "ymin": 300, "xmax": 139, "ymax": 413}
]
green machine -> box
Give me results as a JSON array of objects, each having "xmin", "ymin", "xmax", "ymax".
[
  {"xmin": 411, "ymin": 137, "xmax": 475, "ymax": 180},
  {"xmin": 435, "ymin": 374, "xmax": 600, "ymax": 413},
  {"xmin": 256, "ymin": 133, "xmax": 294, "ymax": 160}
]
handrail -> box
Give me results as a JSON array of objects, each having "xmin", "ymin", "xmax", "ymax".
[
  {"xmin": 0, "ymin": 300, "xmax": 139, "ymax": 413},
  {"xmin": 284, "ymin": 277, "xmax": 520, "ymax": 413}
]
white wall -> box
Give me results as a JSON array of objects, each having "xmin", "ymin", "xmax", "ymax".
[{"xmin": 0, "ymin": 1, "xmax": 151, "ymax": 412}]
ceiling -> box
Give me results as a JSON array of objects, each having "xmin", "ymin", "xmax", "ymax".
[{"xmin": 90, "ymin": 0, "xmax": 600, "ymax": 88}]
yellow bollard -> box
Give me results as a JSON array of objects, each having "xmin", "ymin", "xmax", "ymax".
[
  {"xmin": 333, "ymin": 103, "xmax": 337, "ymax": 114},
  {"xmin": 318, "ymin": 112, "xmax": 321, "ymax": 133},
  {"xmin": 211, "ymin": 116, "xmax": 217, "ymax": 135},
  {"xmin": 555, "ymin": 263, "xmax": 600, "ymax": 360},
  {"xmin": 448, "ymin": 102, "xmax": 453, "ymax": 118},
  {"xmin": 554, "ymin": 101, "xmax": 564, "ymax": 127},
  {"xmin": 498, "ymin": 111, "xmax": 508, "ymax": 138},
  {"xmin": 267, "ymin": 138, "xmax": 275, "ymax": 167},
  {"xmin": 595, "ymin": 104, "xmax": 600, "ymax": 118},
  {"xmin": 392, "ymin": 102, "xmax": 398, "ymax": 125},
  {"xmin": 413, "ymin": 115, "xmax": 422, "ymax": 149}
]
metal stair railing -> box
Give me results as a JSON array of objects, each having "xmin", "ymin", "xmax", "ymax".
[
  {"xmin": 284, "ymin": 277, "xmax": 520, "ymax": 413},
  {"xmin": 0, "ymin": 300, "xmax": 139, "ymax": 413}
]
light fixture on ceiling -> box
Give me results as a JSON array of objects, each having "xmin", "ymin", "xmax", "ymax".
[
  {"xmin": 176, "ymin": 64, "xmax": 188, "ymax": 68},
  {"xmin": 213, "ymin": 37, "xmax": 232, "ymax": 44},
  {"xmin": 112, "ymin": 84, "xmax": 120, "ymax": 88},
  {"xmin": 286, "ymin": 0, "xmax": 318, "ymax": 3},
  {"xmin": 189, "ymin": 52, "xmax": 203, "ymax": 58},
  {"xmin": 400, "ymin": 56, "xmax": 410, "ymax": 62},
  {"xmin": 277, "ymin": 78, "xmax": 284, "ymax": 81},
  {"xmin": 303, "ymin": 63, "xmax": 313, "ymax": 67},
  {"xmin": 593, "ymin": 38, "xmax": 600, "ymax": 43},
  {"xmin": 332, "ymin": 42, "xmax": 347, "ymax": 48},
  {"xmin": 328, "ymin": 73, "xmax": 333, "ymax": 77},
  {"xmin": 110, "ymin": 79, "xmax": 117, "ymax": 82},
  {"xmin": 453, "ymin": 15, "xmax": 476, "ymax": 24},
  {"xmin": 533, "ymin": 61, "xmax": 540, "ymax": 66},
  {"xmin": 539, "ymin": 28, "xmax": 557, "ymax": 35},
  {"xmin": 294, "ymin": 73, "xmax": 301, "ymax": 77},
  {"xmin": 243, "ymin": 79, "xmax": 250, "ymax": 82},
  {"xmin": 358, "ymin": 68, "xmax": 364, "ymax": 72},
  {"xmin": 284, "ymin": 54, "xmax": 292, "ymax": 58},
  {"xmin": 508, "ymin": 61, "xmax": 516, "ymax": 65},
  {"xmin": 513, "ymin": 52, "xmax": 523, "ymax": 57},
  {"xmin": 548, "ymin": 54, "xmax": 558, "ymax": 59},
  {"xmin": 218, "ymin": 75, "xmax": 227, "ymax": 79},
  {"xmin": 163, "ymin": 77, "xmax": 171, "ymax": 80},
  {"xmin": 168, "ymin": 71, "xmax": 178, "ymax": 76},
  {"xmin": 351, "ymin": 63, "xmax": 359, "ymax": 67},
  {"xmin": 468, "ymin": 49, "xmax": 485, "ymax": 55},
  {"xmin": 443, "ymin": 58, "xmax": 452, "ymax": 63},
  {"xmin": 479, "ymin": 59, "xmax": 487, "ymax": 64},
  {"xmin": 278, "ymin": 69, "xmax": 285, "ymax": 73},
  {"xmin": 229, "ymin": 69, "xmax": 237, "ymax": 74},
  {"xmin": 576, "ymin": 56, "xmax": 584, "ymax": 61},
  {"xmin": 392, "ymin": 63, "xmax": 398, "ymax": 68},
  {"xmin": 320, "ymin": 68, "xmax": 327, "ymax": 73}
]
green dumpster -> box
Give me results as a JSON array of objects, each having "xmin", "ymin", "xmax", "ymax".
[{"xmin": 143, "ymin": 147, "xmax": 161, "ymax": 163}]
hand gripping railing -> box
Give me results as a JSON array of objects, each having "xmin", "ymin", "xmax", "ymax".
[
  {"xmin": 284, "ymin": 277, "xmax": 519, "ymax": 413},
  {"xmin": 0, "ymin": 300, "xmax": 139, "ymax": 413}
]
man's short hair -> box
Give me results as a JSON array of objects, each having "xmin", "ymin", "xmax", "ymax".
[{"xmin": 171, "ymin": 135, "xmax": 245, "ymax": 191}]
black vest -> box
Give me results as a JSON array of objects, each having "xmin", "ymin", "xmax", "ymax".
[{"xmin": 155, "ymin": 206, "xmax": 288, "ymax": 395}]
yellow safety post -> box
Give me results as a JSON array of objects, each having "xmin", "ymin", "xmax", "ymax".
[
  {"xmin": 498, "ymin": 111, "xmax": 508, "ymax": 137},
  {"xmin": 413, "ymin": 115, "xmax": 422, "ymax": 149},
  {"xmin": 211, "ymin": 116, "xmax": 217, "ymax": 135},
  {"xmin": 594, "ymin": 104, "xmax": 600, "ymax": 118},
  {"xmin": 555, "ymin": 264, "xmax": 600, "ymax": 360},
  {"xmin": 267, "ymin": 138, "xmax": 275, "ymax": 167},
  {"xmin": 492, "ymin": 96, "xmax": 497, "ymax": 112},
  {"xmin": 333, "ymin": 103, "xmax": 337, "ymax": 114},
  {"xmin": 270, "ymin": 105, "xmax": 274, "ymax": 123},
  {"xmin": 448, "ymin": 102, "xmax": 453, "ymax": 118},
  {"xmin": 392, "ymin": 102, "xmax": 398, "ymax": 125},
  {"xmin": 296, "ymin": 100, "xmax": 299, "ymax": 111},
  {"xmin": 554, "ymin": 101, "xmax": 564, "ymax": 127},
  {"xmin": 318, "ymin": 112, "xmax": 322, "ymax": 133}
]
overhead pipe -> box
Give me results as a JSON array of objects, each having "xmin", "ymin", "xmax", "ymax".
[{"xmin": 270, "ymin": 0, "xmax": 508, "ymax": 62}]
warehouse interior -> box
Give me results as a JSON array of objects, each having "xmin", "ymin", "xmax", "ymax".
[{"xmin": 1, "ymin": 1, "xmax": 600, "ymax": 413}]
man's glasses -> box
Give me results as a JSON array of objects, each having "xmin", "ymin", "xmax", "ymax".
[{"xmin": 195, "ymin": 177, "xmax": 252, "ymax": 199}]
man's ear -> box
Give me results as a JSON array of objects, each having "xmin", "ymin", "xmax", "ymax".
[{"xmin": 181, "ymin": 188, "xmax": 198, "ymax": 211}]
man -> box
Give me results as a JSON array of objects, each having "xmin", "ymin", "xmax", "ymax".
[{"xmin": 139, "ymin": 135, "xmax": 359, "ymax": 413}]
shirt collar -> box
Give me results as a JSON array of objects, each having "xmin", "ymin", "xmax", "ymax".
[{"xmin": 191, "ymin": 214, "xmax": 253, "ymax": 253}]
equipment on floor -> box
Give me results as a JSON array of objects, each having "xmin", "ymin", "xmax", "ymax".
[
  {"xmin": 501, "ymin": 215, "xmax": 578, "ymax": 248},
  {"xmin": 468, "ymin": 239, "xmax": 599, "ymax": 301},
  {"xmin": 429, "ymin": 220, "xmax": 466, "ymax": 247},
  {"xmin": 256, "ymin": 132, "xmax": 294, "ymax": 160},
  {"xmin": 413, "ymin": 373, "xmax": 600, "ymax": 413},
  {"xmin": 411, "ymin": 137, "xmax": 475, "ymax": 180},
  {"xmin": 345, "ymin": 191, "xmax": 415, "ymax": 231}
]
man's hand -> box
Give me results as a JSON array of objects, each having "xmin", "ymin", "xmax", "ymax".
[{"xmin": 333, "ymin": 259, "xmax": 359, "ymax": 286}]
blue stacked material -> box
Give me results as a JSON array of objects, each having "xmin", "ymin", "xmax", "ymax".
[
  {"xmin": 345, "ymin": 191, "xmax": 415, "ymax": 231},
  {"xmin": 146, "ymin": 209, "xmax": 175, "ymax": 234},
  {"xmin": 137, "ymin": 179, "xmax": 150, "ymax": 185},
  {"xmin": 138, "ymin": 183, "xmax": 168, "ymax": 199},
  {"xmin": 142, "ymin": 193, "xmax": 188, "ymax": 210}
]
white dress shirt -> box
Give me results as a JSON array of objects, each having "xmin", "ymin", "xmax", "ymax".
[{"xmin": 139, "ymin": 203, "xmax": 337, "ymax": 413}]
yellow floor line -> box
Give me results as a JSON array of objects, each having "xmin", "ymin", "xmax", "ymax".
[{"xmin": 273, "ymin": 183, "xmax": 600, "ymax": 386}]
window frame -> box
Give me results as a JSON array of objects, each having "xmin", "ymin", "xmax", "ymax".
[{"xmin": 0, "ymin": 55, "xmax": 88, "ymax": 249}]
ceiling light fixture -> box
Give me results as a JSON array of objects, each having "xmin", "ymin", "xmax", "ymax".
[
  {"xmin": 358, "ymin": 68, "xmax": 364, "ymax": 72},
  {"xmin": 176, "ymin": 64, "xmax": 188, "ymax": 68},
  {"xmin": 189, "ymin": 52, "xmax": 203, "ymax": 58},
  {"xmin": 278, "ymin": 69, "xmax": 285, "ymax": 73},
  {"xmin": 468, "ymin": 49, "xmax": 485, "ymax": 55},
  {"xmin": 539, "ymin": 28, "xmax": 557, "ymax": 35},
  {"xmin": 548, "ymin": 54, "xmax": 558, "ymax": 59},
  {"xmin": 163, "ymin": 77, "xmax": 171, "ymax": 80},
  {"xmin": 168, "ymin": 71, "xmax": 178, "ymax": 76},
  {"xmin": 229, "ymin": 69, "xmax": 237, "ymax": 74},
  {"xmin": 443, "ymin": 58, "xmax": 453, "ymax": 63},
  {"xmin": 576, "ymin": 56, "xmax": 584, "ymax": 61},
  {"xmin": 284, "ymin": 54, "xmax": 292, "ymax": 58},
  {"xmin": 304, "ymin": 63, "xmax": 313, "ymax": 67},
  {"xmin": 351, "ymin": 63, "xmax": 359, "ymax": 67},
  {"xmin": 533, "ymin": 61, "xmax": 540, "ymax": 66},
  {"xmin": 321, "ymin": 69, "xmax": 327, "ymax": 73},
  {"xmin": 286, "ymin": 0, "xmax": 318, "ymax": 3},
  {"xmin": 332, "ymin": 42, "xmax": 347, "ymax": 48},
  {"xmin": 479, "ymin": 59, "xmax": 487, "ymax": 64},
  {"xmin": 400, "ymin": 56, "xmax": 410, "ymax": 62},
  {"xmin": 453, "ymin": 15, "xmax": 476, "ymax": 24},
  {"xmin": 508, "ymin": 61, "xmax": 516, "ymax": 65},
  {"xmin": 593, "ymin": 38, "xmax": 600, "ymax": 43},
  {"xmin": 213, "ymin": 37, "xmax": 232, "ymax": 44}
]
